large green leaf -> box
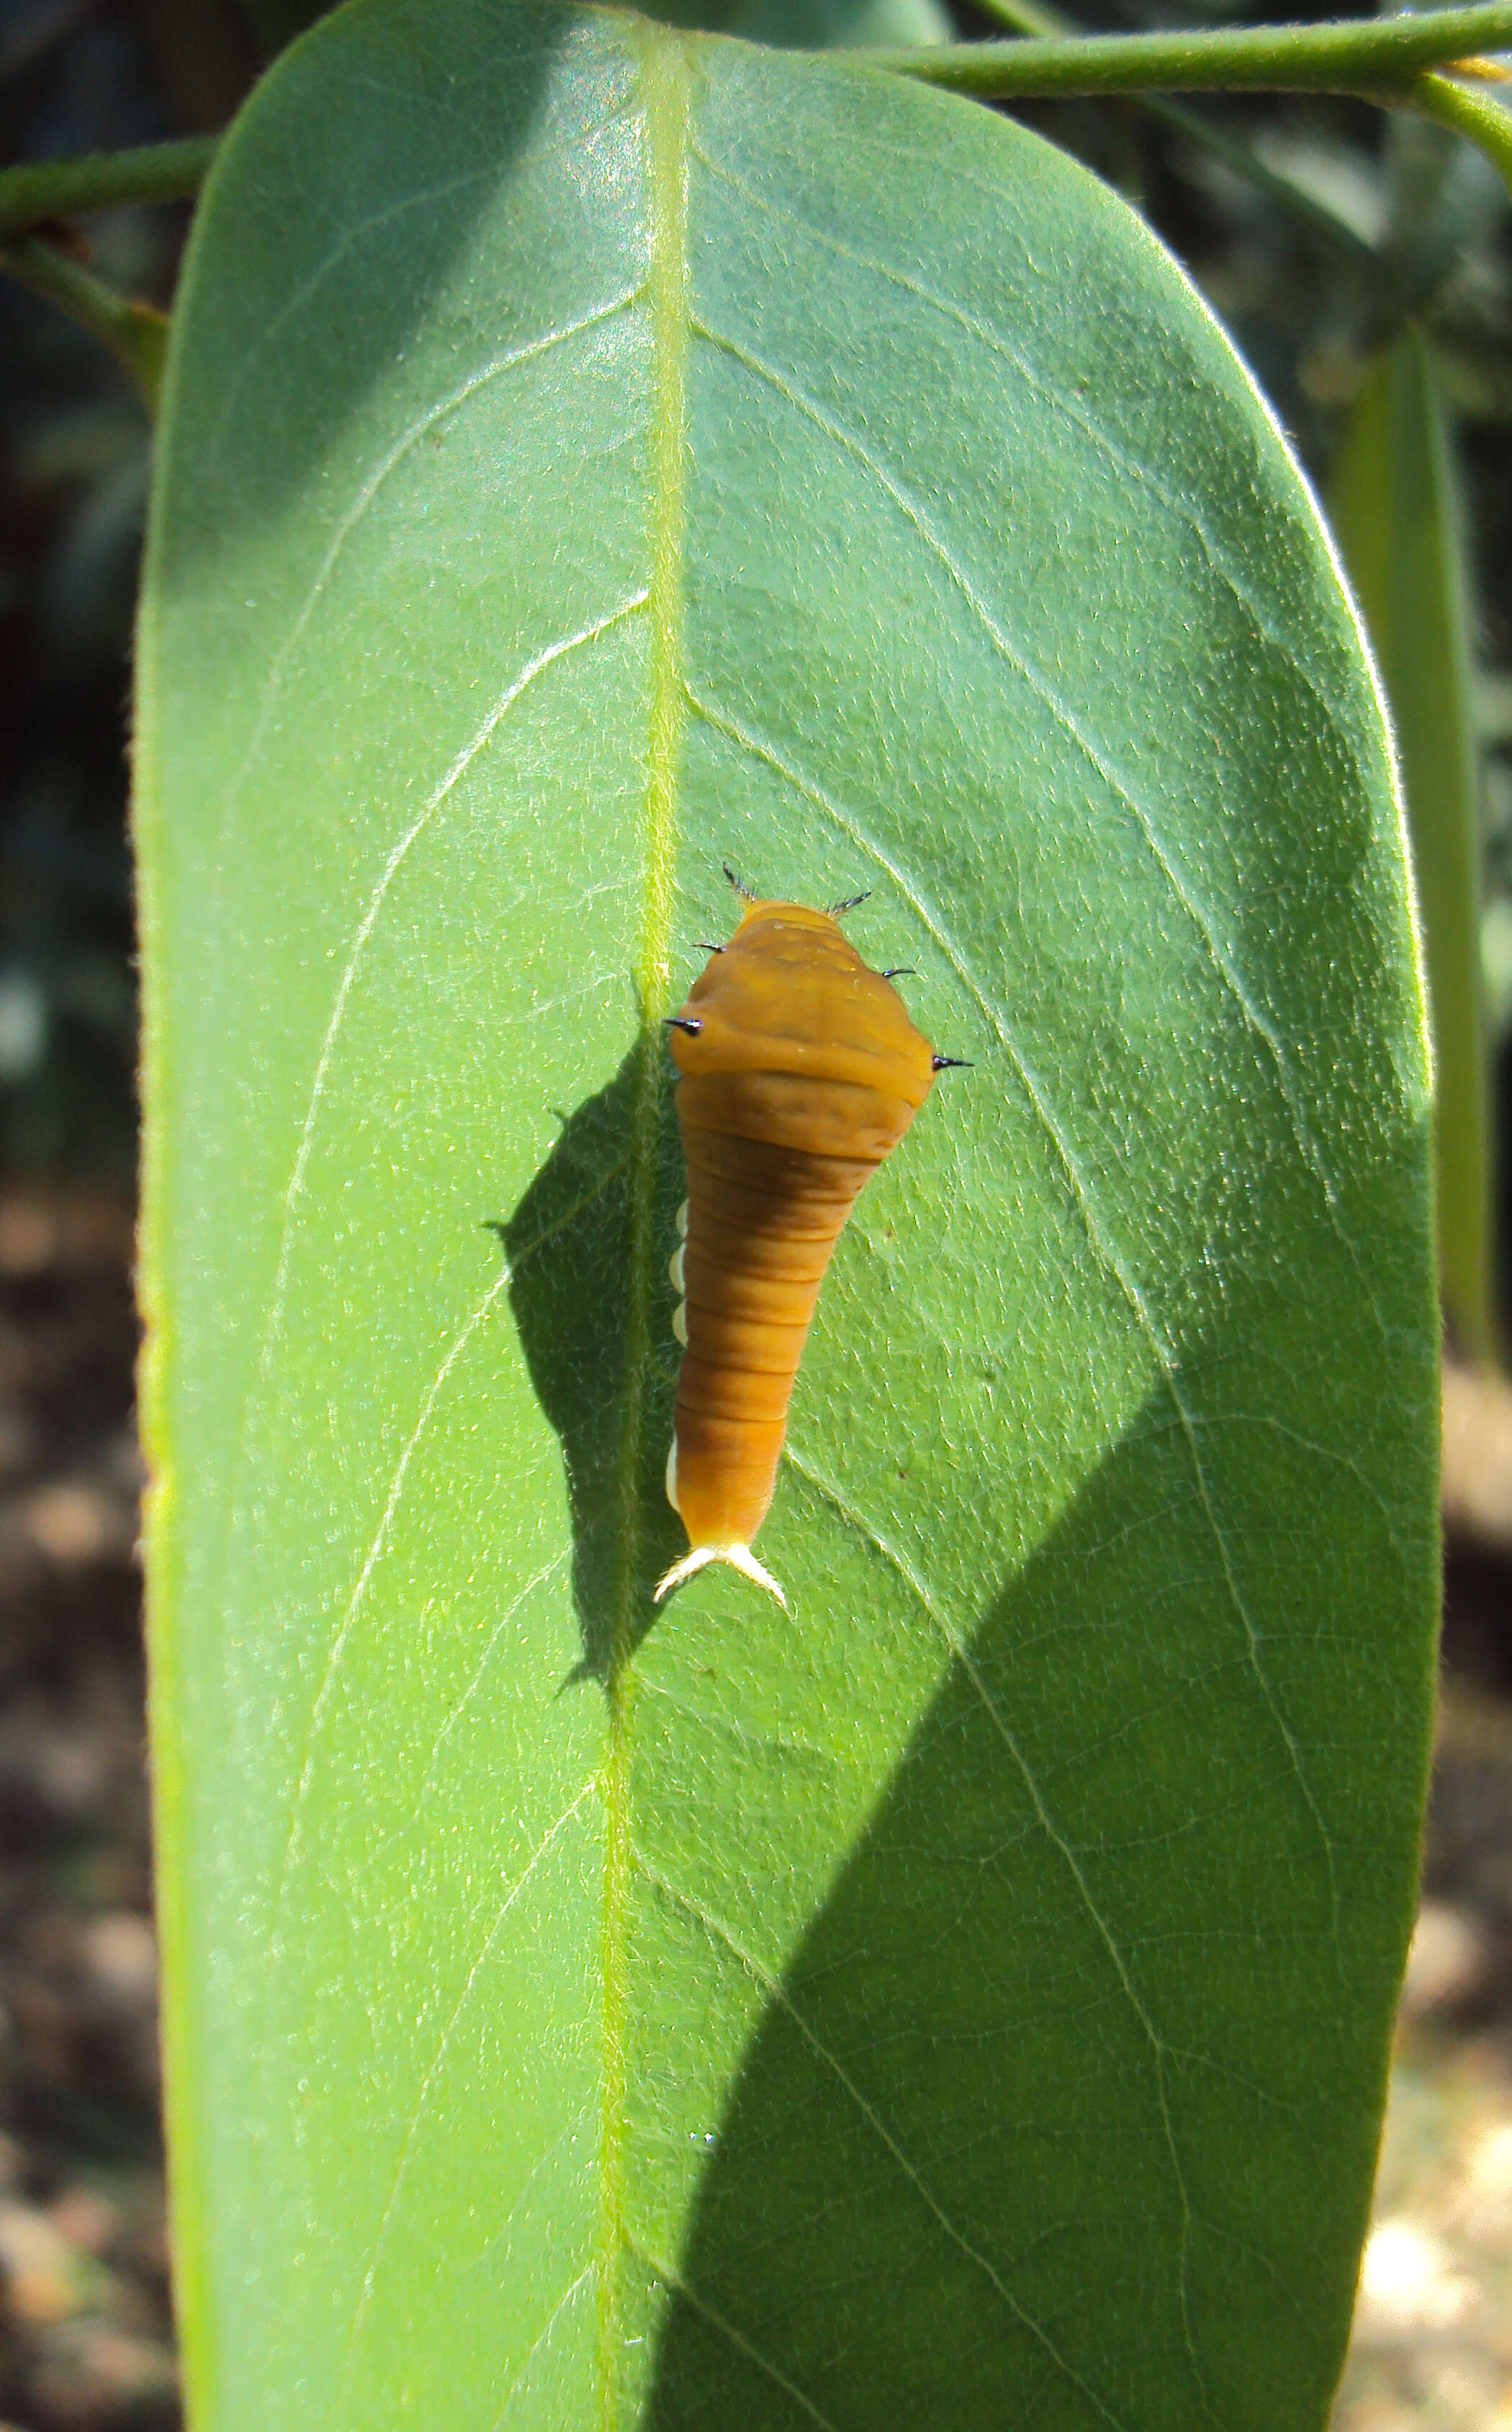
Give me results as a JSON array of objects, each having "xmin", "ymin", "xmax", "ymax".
[
  {"xmin": 1328, "ymin": 326, "xmax": 1495, "ymax": 1366},
  {"xmin": 134, "ymin": 6, "xmax": 1438, "ymax": 2427}
]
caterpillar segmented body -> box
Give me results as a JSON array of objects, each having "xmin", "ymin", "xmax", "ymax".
[{"xmin": 654, "ymin": 883, "xmax": 939, "ymax": 1606}]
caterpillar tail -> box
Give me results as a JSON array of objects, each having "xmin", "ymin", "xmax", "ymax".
[
  {"xmin": 653, "ymin": 1541, "xmax": 788, "ymax": 1608},
  {"xmin": 655, "ymin": 1438, "xmax": 787, "ymax": 1608}
]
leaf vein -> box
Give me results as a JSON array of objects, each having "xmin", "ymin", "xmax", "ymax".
[
  {"xmin": 690, "ymin": 140, "xmax": 1296, "ymax": 659},
  {"xmin": 781, "ymin": 1441, "xmax": 1213, "ymax": 2404},
  {"xmin": 596, "ymin": 30, "xmax": 690, "ymax": 2422},
  {"xmin": 691, "ymin": 693, "xmax": 1341, "ymax": 1973},
  {"xmin": 638, "ymin": 1855, "xmax": 1134, "ymax": 2431},
  {"xmin": 487, "ymin": 2264, "xmax": 596, "ymax": 2431},
  {"xmin": 689, "ymin": 314, "xmax": 1373, "ymax": 1314},
  {"xmin": 269, "ymin": 1269, "xmax": 510, "ymax": 1929},
  {"xmin": 204, "ymin": 162, "xmax": 497, "ymax": 461},
  {"xmin": 626, "ymin": 2238, "xmax": 842, "ymax": 2431},
  {"xmin": 219, "ymin": 598, "xmax": 647, "ymax": 1622},
  {"xmin": 330, "ymin": 1783, "xmax": 597, "ymax": 2420},
  {"xmin": 220, "ymin": 284, "xmax": 647, "ymax": 832},
  {"xmin": 406, "ymin": 1549, "xmax": 572, "ymax": 1815},
  {"xmin": 204, "ymin": 89, "xmax": 644, "ymax": 461}
]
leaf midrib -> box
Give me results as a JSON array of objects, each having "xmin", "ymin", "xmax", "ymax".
[{"xmin": 596, "ymin": 21, "xmax": 690, "ymax": 2424}]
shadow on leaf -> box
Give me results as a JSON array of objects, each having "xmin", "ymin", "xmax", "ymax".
[
  {"xmin": 491, "ymin": 1036, "xmax": 685, "ymax": 1682},
  {"xmin": 172, "ymin": 6, "xmax": 575, "ymax": 576},
  {"xmin": 639, "ymin": 1372, "xmax": 1428, "ymax": 2430}
]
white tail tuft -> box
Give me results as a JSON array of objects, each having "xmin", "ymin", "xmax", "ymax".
[{"xmin": 653, "ymin": 1543, "xmax": 788, "ymax": 1608}]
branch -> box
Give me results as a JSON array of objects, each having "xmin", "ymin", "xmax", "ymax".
[
  {"xmin": 860, "ymin": 4, "xmax": 1512, "ymax": 96},
  {"xmin": 968, "ymin": 0, "xmax": 1378, "ymax": 262},
  {"xmin": 0, "ymin": 235, "xmax": 167, "ymax": 410},
  {"xmin": 0, "ymin": 135, "xmax": 218, "ymax": 238},
  {"xmin": 1410, "ymin": 66, "xmax": 1512, "ymax": 199}
]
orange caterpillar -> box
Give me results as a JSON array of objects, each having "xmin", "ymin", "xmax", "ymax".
[{"xmin": 655, "ymin": 870, "xmax": 960, "ymax": 1606}]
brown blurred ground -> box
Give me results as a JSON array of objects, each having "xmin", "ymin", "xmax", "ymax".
[
  {"xmin": 1327, "ymin": 1363, "xmax": 1512, "ymax": 2432},
  {"xmin": 0, "ymin": 1187, "xmax": 174, "ymax": 2431}
]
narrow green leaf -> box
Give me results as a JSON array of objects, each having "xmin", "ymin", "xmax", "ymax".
[
  {"xmin": 1328, "ymin": 326, "xmax": 1495, "ymax": 1364},
  {"xmin": 134, "ymin": 7, "xmax": 1437, "ymax": 2428}
]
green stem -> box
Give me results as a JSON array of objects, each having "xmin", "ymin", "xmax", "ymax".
[
  {"xmin": 0, "ymin": 235, "xmax": 167, "ymax": 410},
  {"xmin": 862, "ymin": 3, "xmax": 1512, "ymax": 95},
  {"xmin": 971, "ymin": 0, "xmax": 1377, "ymax": 262},
  {"xmin": 1410, "ymin": 66, "xmax": 1512, "ymax": 199},
  {"xmin": 0, "ymin": 134, "xmax": 218, "ymax": 238}
]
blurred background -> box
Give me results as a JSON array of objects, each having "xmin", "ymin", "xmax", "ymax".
[{"xmin": 2, "ymin": 0, "xmax": 1511, "ymax": 2423}]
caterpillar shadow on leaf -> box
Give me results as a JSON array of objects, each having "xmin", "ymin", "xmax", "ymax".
[{"xmin": 490, "ymin": 1039, "xmax": 685, "ymax": 1683}]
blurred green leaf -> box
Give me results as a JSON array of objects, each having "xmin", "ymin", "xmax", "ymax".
[
  {"xmin": 1329, "ymin": 324, "xmax": 1495, "ymax": 1364},
  {"xmin": 240, "ymin": 0, "xmax": 952, "ymax": 55},
  {"xmin": 135, "ymin": 6, "xmax": 1437, "ymax": 2427}
]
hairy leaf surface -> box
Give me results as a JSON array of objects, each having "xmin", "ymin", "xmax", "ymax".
[{"xmin": 135, "ymin": 7, "xmax": 1438, "ymax": 2427}]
